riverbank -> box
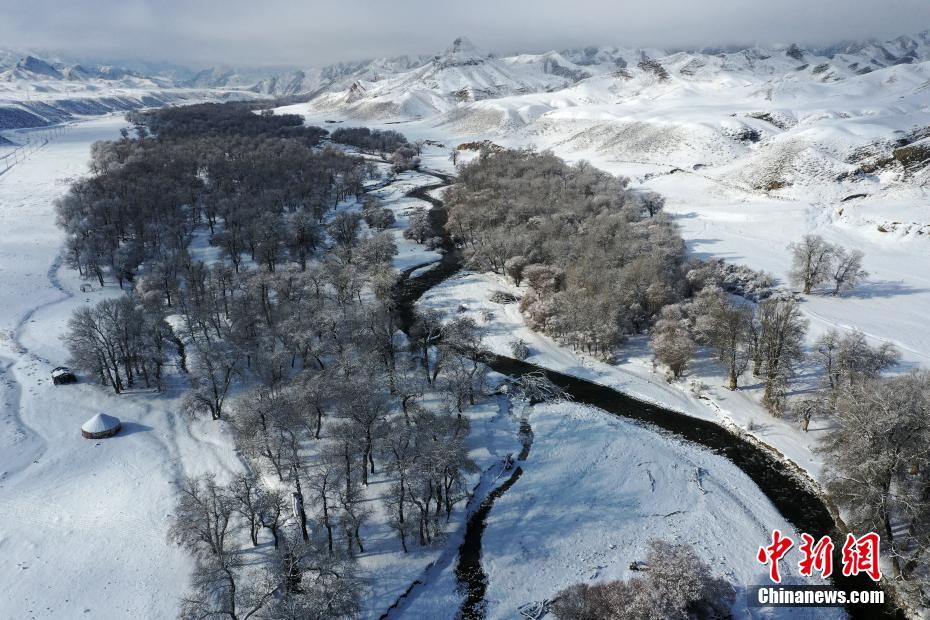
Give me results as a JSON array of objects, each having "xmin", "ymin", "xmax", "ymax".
[{"xmin": 390, "ymin": 170, "xmax": 891, "ymax": 618}]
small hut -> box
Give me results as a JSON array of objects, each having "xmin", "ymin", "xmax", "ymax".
[
  {"xmin": 51, "ymin": 366, "xmax": 77, "ymax": 386},
  {"xmin": 81, "ymin": 413, "xmax": 121, "ymax": 439}
]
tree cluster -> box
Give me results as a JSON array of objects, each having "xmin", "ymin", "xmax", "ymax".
[
  {"xmin": 329, "ymin": 126, "xmax": 408, "ymax": 157},
  {"xmin": 65, "ymin": 294, "xmax": 174, "ymax": 393},
  {"xmin": 169, "ymin": 473, "xmax": 360, "ymax": 620},
  {"xmin": 445, "ymin": 149, "xmax": 686, "ymax": 355},
  {"xmin": 818, "ymin": 370, "xmax": 930, "ymax": 596},
  {"xmin": 788, "ymin": 234, "xmax": 867, "ymax": 295},
  {"xmin": 774, "ymin": 329, "xmax": 930, "ymax": 597},
  {"xmin": 57, "ymin": 104, "xmax": 366, "ymax": 289},
  {"xmin": 55, "ymin": 111, "xmax": 498, "ymax": 618},
  {"xmin": 551, "ymin": 540, "xmax": 734, "ymax": 620},
  {"xmin": 128, "ymin": 102, "xmax": 328, "ymax": 143},
  {"xmin": 648, "ymin": 286, "xmax": 808, "ymax": 411}
]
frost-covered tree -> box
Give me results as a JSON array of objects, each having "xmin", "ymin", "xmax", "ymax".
[
  {"xmin": 504, "ymin": 255, "xmax": 529, "ymax": 286},
  {"xmin": 788, "ymin": 234, "xmax": 835, "ymax": 294},
  {"xmin": 66, "ymin": 295, "xmax": 174, "ymax": 393},
  {"xmin": 829, "ymin": 246, "xmax": 867, "ymax": 296},
  {"xmin": 752, "ymin": 299, "xmax": 807, "ymax": 412},
  {"xmin": 286, "ymin": 211, "xmax": 322, "ymax": 271},
  {"xmin": 650, "ymin": 305, "xmax": 695, "ymax": 379},
  {"xmin": 820, "ymin": 372, "xmax": 930, "ymax": 582},
  {"xmin": 510, "ymin": 338, "xmax": 530, "ymax": 360},
  {"xmin": 183, "ymin": 341, "xmax": 242, "ymax": 420},
  {"xmin": 813, "ymin": 329, "xmax": 899, "ymax": 403},
  {"xmin": 230, "ymin": 472, "xmax": 264, "ymax": 547},
  {"xmin": 328, "ymin": 211, "xmax": 362, "ymax": 253},
  {"xmin": 403, "ymin": 207, "xmax": 433, "ymax": 244},
  {"xmin": 694, "ymin": 289, "xmax": 753, "ymax": 390},
  {"xmin": 170, "ymin": 475, "xmax": 276, "ymax": 620},
  {"xmin": 263, "ymin": 536, "xmax": 361, "ymax": 620},
  {"xmin": 638, "ymin": 190, "xmax": 665, "ymax": 218},
  {"xmin": 552, "ymin": 540, "xmax": 734, "ymax": 620},
  {"xmin": 362, "ymin": 204, "xmax": 395, "ymax": 230}
]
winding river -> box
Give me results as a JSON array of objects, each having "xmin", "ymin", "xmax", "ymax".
[{"xmin": 392, "ymin": 171, "xmax": 902, "ymax": 619}]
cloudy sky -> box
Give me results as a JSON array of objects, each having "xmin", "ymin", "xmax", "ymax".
[{"xmin": 2, "ymin": 0, "xmax": 929, "ymax": 67}]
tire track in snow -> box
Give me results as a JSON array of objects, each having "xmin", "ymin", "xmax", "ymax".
[
  {"xmin": 803, "ymin": 306, "xmax": 930, "ymax": 365},
  {"xmin": 0, "ymin": 252, "xmax": 69, "ymax": 479}
]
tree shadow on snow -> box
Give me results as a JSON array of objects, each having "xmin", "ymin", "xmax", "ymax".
[
  {"xmin": 839, "ymin": 280, "xmax": 928, "ymax": 299},
  {"xmin": 683, "ymin": 238, "xmax": 746, "ymax": 262}
]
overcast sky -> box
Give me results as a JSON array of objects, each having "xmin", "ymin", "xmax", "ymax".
[{"xmin": 2, "ymin": 0, "xmax": 929, "ymax": 68}]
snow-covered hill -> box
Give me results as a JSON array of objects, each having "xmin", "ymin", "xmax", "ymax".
[
  {"xmin": 0, "ymin": 51, "xmax": 262, "ymax": 132},
  {"xmin": 276, "ymin": 32, "xmax": 930, "ymax": 211},
  {"xmin": 278, "ymin": 29, "xmax": 930, "ymax": 418}
]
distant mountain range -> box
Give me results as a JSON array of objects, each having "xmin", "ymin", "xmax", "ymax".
[
  {"xmin": 2, "ymin": 31, "xmax": 930, "ymax": 133},
  {"xmin": 4, "ymin": 31, "xmax": 929, "ymax": 99}
]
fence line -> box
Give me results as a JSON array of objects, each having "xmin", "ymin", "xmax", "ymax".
[{"xmin": 0, "ymin": 124, "xmax": 69, "ymax": 177}]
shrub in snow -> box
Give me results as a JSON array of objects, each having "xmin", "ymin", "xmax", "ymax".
[
  {"xmin": 685, "ymin": 258, "xmax": 777, "ymax": 301},
  {"xmin": 363, "ymin": 206, "xmax": 396, "ymax": 229},
  {"xmin": 510, "ymin": 339, "xmax": 530, "ymax": 360},
  {"xmin": 489, "ymin": 290, "xmax": 520, "ymax": 304},
  {"xmin": 551, "ymin": 540, "xmax": 734, "ymax": 620}
]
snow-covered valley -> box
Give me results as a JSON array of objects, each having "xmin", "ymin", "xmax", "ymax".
[
  {"xmin": 0, "ymin": 118, "xmax": 832, "ymax": 620},
  {"xmin": 3, "ymin": 26, "xmax": 930, "ymax": 620}
]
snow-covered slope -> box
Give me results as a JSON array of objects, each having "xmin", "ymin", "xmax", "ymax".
[
  {"xmin": 0, "ymin": 51, "xmax": 264, "ymax": 132},
  {"xmin": 279, "ymin": 29, "xmax": 930, "ymax": 477}
]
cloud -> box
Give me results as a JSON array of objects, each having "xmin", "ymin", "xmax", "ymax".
[{"xmin": 1, "ymin": 0, "xmax": 928, "ymax": 67}]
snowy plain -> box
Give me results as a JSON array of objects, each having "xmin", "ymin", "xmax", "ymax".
[{"xmin": 0, "ymin": 116, "xmax": 201, "ymax": 619}]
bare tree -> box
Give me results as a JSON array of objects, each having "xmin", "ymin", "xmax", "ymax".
[
  {"xmin": 753, "ymin": 299, "xmax": 807, "ymax": 413},
  {"xmin": 820, "ymin": 372, "xmax": 930, "ymax": 581},
  {"xmin": 184, "ymin": 341, "xmax": 242, "ymax": 420},
  {"xmin": 829, "ymin": 247, "xmax": 867, "ymax": 296},
  {"xmin": 788, "ymin": 234, "xmax": 835, "ymax": 294}
]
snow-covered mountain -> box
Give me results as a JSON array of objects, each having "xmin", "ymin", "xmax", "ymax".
[
  {"xmin": 0, "ymin": 51, "xmax": 262, "ymax": 132},
  {"xmin": 6, "ymin": 31, "xmax": 930, "ymax": 200},
  {"xmin": 288, "ymin": 32, "xmax": 930, "ymax": 121},
  {"xmin": 275, "ymin": 33, "xmax": 930, "ymax": 203}
]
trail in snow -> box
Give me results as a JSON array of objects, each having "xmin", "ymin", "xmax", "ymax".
[{"xmin": 0, "ymin": 116, "xmax": 243, "ymax": 620}]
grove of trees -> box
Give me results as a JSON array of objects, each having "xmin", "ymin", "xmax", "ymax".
[
  {"xmin": 445, "ymin": 149, "xmax": 686, "ymax": 356},
  {"xmin": 57, "ymin": 105, "xmax": 493, "ymax": 619}
]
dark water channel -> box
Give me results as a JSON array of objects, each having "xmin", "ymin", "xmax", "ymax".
[{"xmin": 391, "ymin": 171, "xmax": 902, "ymax": 620}]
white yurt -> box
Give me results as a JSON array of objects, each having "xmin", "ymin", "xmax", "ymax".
[{"xmin": 81, "ymin": 413, "xmax": 122, "ymax": 439}]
